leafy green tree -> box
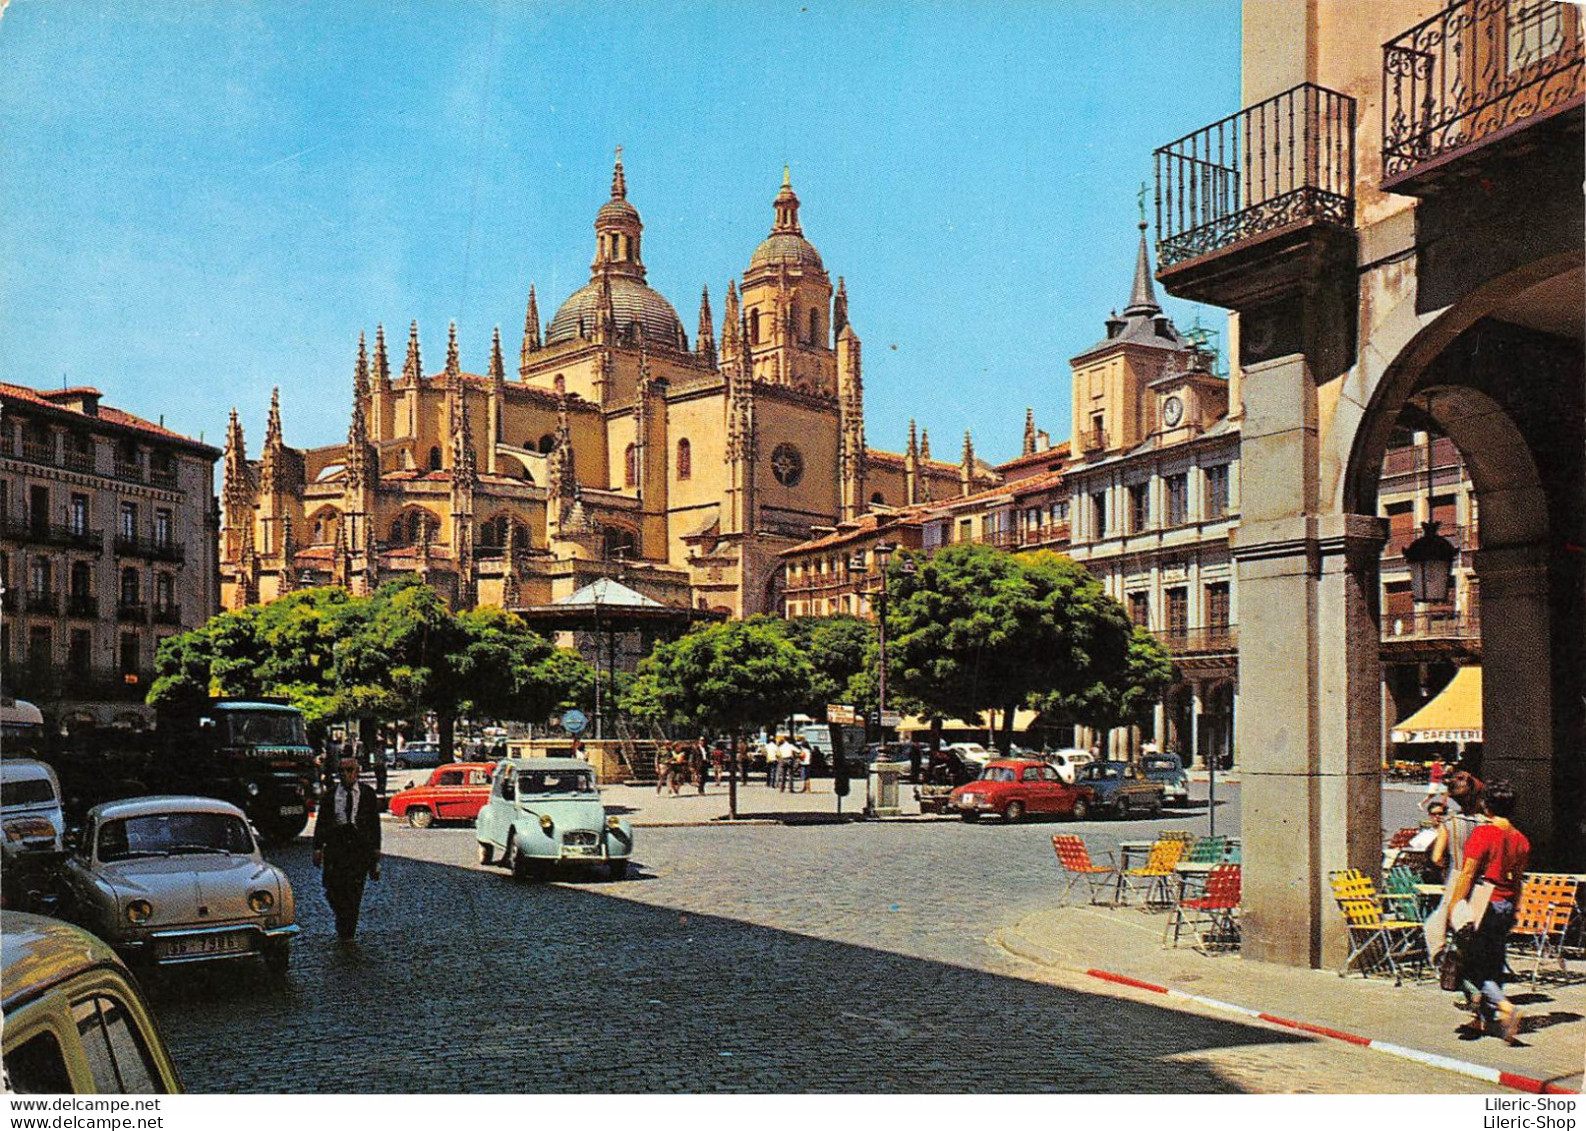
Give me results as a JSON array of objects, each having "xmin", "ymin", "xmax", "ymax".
[
  {"xmin": 1038, "ymin": 624, "xmax": 1174, "ymax": 742},
  {"xmin": 886, "ymin": 544, "xmax": 1145, "ymax": 753},
  {"xmin": 620, "ymin": 619, "xmax": 814, "ymax": 736},
  {"xmin": 776, "ymin": 615, "xmax": 875, "ymax": 715}
]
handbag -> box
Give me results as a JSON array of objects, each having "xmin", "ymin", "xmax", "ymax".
[{"xmin": 1437, "ymin": 943, "xmax": 1464, "ymax": 992}]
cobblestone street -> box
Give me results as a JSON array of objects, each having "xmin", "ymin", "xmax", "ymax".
[{"xmin": 136, "ymin": 782, "xmax": 1504, "ymax": 1094}]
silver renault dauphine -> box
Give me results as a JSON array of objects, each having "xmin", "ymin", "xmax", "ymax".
[{"xmin": 59, "ymin": 796, "xmax": 299, "ymax": 972}]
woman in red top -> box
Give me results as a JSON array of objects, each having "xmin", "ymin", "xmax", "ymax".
[{"xmin": 1449, "ymin": 780, "xmax": 1530, "ymax": 1043}]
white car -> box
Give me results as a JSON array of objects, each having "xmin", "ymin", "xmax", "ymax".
[
  {"xmin": 59, "ymin": 796, "xmax": 298, "ymax": 972},
  {"xmin": 475, "ymin": 758, "xmax": 634, "ymax": 881},
  {"xmin": 1, "ymin": 759, "xmax": 67, "ymax": 911},
  {"xmin": 1044, "ymin": 748, "xmax": 1097, "ymax": 784},
  {"xmin": 947, "ymin": 743, "xmax": 993, "ymax": 768}
]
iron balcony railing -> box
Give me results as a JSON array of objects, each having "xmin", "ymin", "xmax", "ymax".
[
  {"xmin": 1382, "ymin": 609, "xmax": 1482, "ymax": 642},
  {"xmin": 117, "ymin": 600, "xmax": 148, "ymax": 623},
  {"xmin": 63, "ymin": 447, "xmax": 96, "ymax": 473},
  {"xmin": 113, "ymin": 460, "xmax": 143, "ymax": 483},
  {"xmin": 1155, "ymin": 83, "xmax": 1356, "ymax": 269},
  {"xmin": 1160, "ymin": 625, "xmax": 1239, "ymax": 656},
  {"xmin": 20, "ymin": 440, "xmax": 56, "ymax": 465},
  {"xmin": 149, "ymin": 465, "xmax": 178, "ymax": 489},
  {"xmin": 152, "ymin": 603, "xmax": 182, "ymax": 626},
  {"xmin": 113, "ymin": 532, "xmax": 184, "ymax": 562},
  {"xmin": 1383, "ymin": 0, "xmax": 1583, "ymax": 183},
  {"xmin": 1, "ymin": 515, "xmax": 105, "ymax": 552},
  {"xmin": 25, "ymin": 590, "xmax": 58, "ymax": 615}
]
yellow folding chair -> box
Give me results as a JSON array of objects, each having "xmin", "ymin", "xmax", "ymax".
[
  {"xmin": 1117, "ymin": 837, "xmax": 1188, "ymax": 908},
  {"xmin": 1329, "ymin": 868, "xmax": 1426, "ymax": 984}
]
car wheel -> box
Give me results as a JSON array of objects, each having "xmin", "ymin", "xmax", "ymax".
[
  {"xmin": 1115, "ymin": 797, "xmax": 1131, "ymax": 820},
  {"xmin": 607, "ymin": 858, "xmax": 629, "ymax": 881},
  {"xmin": 392, "ymin": 758, "xmax": 407, "ymax": 770},
  {"xmin": 959, "ymin": 811, "xmax": 980, "ymax": 823},
  {"xmin": 1003, "ymin": 800, "xmax": 1025, "ymax": 823},
  {"xmin": 407, "ymin": 807, "xmax": 434, "ymax": 830},
  {"xmin": 507, "ymin": 834, "xmax": 535, "ymax": 882},
  {"xmin": 262, "ymin": 941, "xmax": 290, "ymax": 975},
  {"xmin": 476, "ymin": 840, "xmax": 495, "ymax": 866},
  {"xmin": 1071, "ymin": 797, "xmax": 1090, "ymax": 821}
]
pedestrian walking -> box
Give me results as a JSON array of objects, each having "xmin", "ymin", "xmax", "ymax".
[
  {"xmin": 656, "ymin": 747, "xmax": 670, "ymax": 794},
  {"xmin": 765, "ymin": 735, "xmax": 782, "ymax": 788},
  {"xmin": 1424, "ymin": 768, "xmax": 1487, "ymax": 957},
  {"xmin": 372, "ymin": 743, "xmax": 388, "ymax": 796},
  {"xmin": 669, "ymin": 744, "xmax": 688, "ymax": 796},
  {"xmin": 777, "ymin": 735, "xmax": 798, "ymax": 793},
  {"xmin": 735, "ymin": 737, "xmax": 750, "ymax": 786},
  {"xmin": 691, "ymin": 738, "xmax": 707, "ymax": 796},
  {"xmin": 796, "ymin": 739, "xmax": 812, "ymax": 792},
  {"xmin": 1448, "ymin": 779, "xmax": 1529, "ymax": 1043},
  {"xmin": 312, "ymin": 756, "xmax": 382, "ymax": 941}
]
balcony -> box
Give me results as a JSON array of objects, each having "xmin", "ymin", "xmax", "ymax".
[
  {"xmin": 1, "ymin": 516, "xmax": 105, "ymax": 553},
  {"xmin": 1160, "ymin": 625, "xmax": 1239, "ymax": 658},
  {"xmin": 1153, "ymin": 83, "xmax": 1356, "ymax": 311},
  {"xmin": 25, "ymin": 590, "xmax": 58, "ymax": 615},
  {"xmin": 1383, "ymin": 0, "xmax": 1583, "ymax": 194},
  {"xmin": 1381, "ymin": 608, "xmax": 1482, "ymax": 663},
  {"xmin": 113, "ymin": 532, "xmax": 185, "ymax": 562},
  {"xmin": 117, "ymin": 600, "xmax": 148, "ymax": 624},
  {"xmin": 152, "ymin": 603, "xmax": 182, "ymax": 626},
  {"xmin": 1082, "ymin": 427, "xmax": 1108, "ymax": 454},
  {"xmin": 66, "ymin": 593, "xmax": 98, "ymax": 618},
  {"xmin": 20, "ymin": 440, "xmax": 57, "ymax": 466},
  {"xmin": 62, "ymin": 447, "xmax": 96, "ymax": 474},
  {"xmin": 149, "ymin": 465, "xmax": 178, "ymax": 490},
  {"xmin": 113, "ymin": 460, "xmax": 144, "ymax": 484},
  {"xmin": 1019, "ymin": 522, "xmax": 1071, "ymax": 549}
]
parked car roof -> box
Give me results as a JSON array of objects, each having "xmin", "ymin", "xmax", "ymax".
[
  {"xmin": 503, "ymin": 757, "xmax": 595, "ymax": 772},
  {"xmin": 86, "ymin": 795, "xmax": 248, "ymax": 821},
  {"xmin": 1, "ymin": 911, "xmax": 123, "ymax": 1014},
  {"xmin": 0, "ymin": 759, "xmax": 60, "ymax": 786}
]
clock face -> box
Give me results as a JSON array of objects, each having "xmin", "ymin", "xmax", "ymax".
[
  {"xmin": 770, "ymin": 443, "xmax": 804, "ymax": 487},
  {"xmin": 1163, "ymin": 395, "xmax": 1184, "ymax": 428}
]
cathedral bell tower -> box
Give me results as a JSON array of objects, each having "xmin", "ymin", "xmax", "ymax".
[{"xmin": 740, "ymin": 168, "xmax": 836, "ymax": 396}]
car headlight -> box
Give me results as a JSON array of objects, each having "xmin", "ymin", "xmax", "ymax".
[
  {"xmin": 248, "ymin": 890, "xmax": 275, "ymax": 913},
  {"xmin": 125, "ymin": 900, "xmax": 153, "ymax": 925},
  {"xmin": 606, "ymin": 815, "xmax": 622, "ymax": 830},
  {"xmin": 246, "ymin": 781, "xmax": 261, "ymax": 797},
  {"xmin": 538, "ymin": 814, "xmax": 554, "ymax": 834}
]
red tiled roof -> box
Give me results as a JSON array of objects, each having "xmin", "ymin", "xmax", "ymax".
[
  {"xmin": 780, "ymin": 506, "xmax": 930, "ymax": 556},
  {"xmin": 1, "ymin": 381, "xmax": 219, "ymax": 455}
]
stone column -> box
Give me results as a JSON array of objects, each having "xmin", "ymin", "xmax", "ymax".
[
  {"xmin": 1474, "ymin": 542, "xmax": 1555, "ymax": 861},
  {"xmin": 1189, "ymin": 681, "xmax": 1203, "ymax": 768},
  {"xmin": 1232, "ymin": 354, "xmax": 1386, "ymax": 968}
]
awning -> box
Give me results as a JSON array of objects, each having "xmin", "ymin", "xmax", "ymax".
[
  {"xmin": 1390, "ymin": 666, "xmax": 1482, "ymax": 744},
  {"xmin": 898, "ymin": 709, "xmax": 1043, "ymax": 734}
]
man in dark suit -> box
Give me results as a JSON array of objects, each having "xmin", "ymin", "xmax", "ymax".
[{"xmin": 312, "ymin": 756, "xmax": 382, "ymax": 940}]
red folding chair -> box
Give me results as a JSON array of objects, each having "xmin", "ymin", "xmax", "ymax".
[
  {"xmin": 1052, "ymin": 834, "xmax": 1118, "ymax": 905},
  {"xmin": 1164, "ymin": 862, "xmax": 1241, "ymax": 951}
]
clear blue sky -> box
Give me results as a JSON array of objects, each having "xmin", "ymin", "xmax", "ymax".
[{"xmin": 0, "ymin": 1, "xmax": 1240, "ymax": 461}]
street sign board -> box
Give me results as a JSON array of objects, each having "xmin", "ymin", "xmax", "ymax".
[
  {"xmin": 561, "ymin": 709, "xmax": 588, "ymax": 735},
  {"xmin": 826, "ymin": 704, "xmax": 858, "ymax": 725},
  {"xmin": 878, "ymin": 712, "xmax": 903, "ymax": 729}
]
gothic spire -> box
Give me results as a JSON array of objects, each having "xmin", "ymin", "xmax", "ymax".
[
  {"xmin": 346, "ymin": 340, "xmax": 374, "ymax": 490},
  {"xmin": 1123, "ymin": 220, "xmax": 1161, "ymax": 317},
  {"xmin": 445, "ymin": 321, "xmax": 461, "ymax": 382},
  {"xmin": 696, "ymin": 285, "xmax": 717, "ymax": 368},
  {"xmin": 451, "ymin": 375, "xmax": 476, "ymax": 484},
  {"xmin": 833, "ymin": 277, "xmax": 848, "ymax": 337},
  {"xmin": 1022, "ymin": 407, "xmax": 1037, "ymax": 457},
  {"xmin": 223, "ymin": 407, "xmax": 249, "ymax": 510},
  {"xmin": 907, "ymin": 419, "xmax": 918, "ymax": 460},
  {"xmin": 372, "ymin": 324, "xmax": 391, "ymax": 390},
  {"xmin": 402, "ymin": 320, "xmax": 423, "ymax": 384},
  {"xmin": 520, "ymin": 286, "xmax": 541, "ymax": 374},
  {"xmin": 919, "ymin": 428, "xmax": 931, "ymax": 461},
  {"xmin": 353, "ymin": 331, "xmax": 370, "ymax": 402},
  {"xmin": 721, "ymin": 279, "xmax": 741, "ymax": 357},
  {"xmin": 961, "ymin": 430, "xmax": 974, "ymax": 466},
  {"xmin": 264, "ymin": 387, "xmax": 282, "ymax": 449},
  {"xmin": 489, "ymin": 326, "xmax": 506, "ymax": 389}
]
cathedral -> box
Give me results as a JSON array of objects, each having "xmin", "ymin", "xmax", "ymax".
[{"xmin": 219, "ymin": 154, "xmax": 992, "ymax": 617}]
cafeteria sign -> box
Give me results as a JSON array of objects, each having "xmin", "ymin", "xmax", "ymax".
[{"xmin": 826, "ymin": 704, "xmax": 858, "ymax": 725}]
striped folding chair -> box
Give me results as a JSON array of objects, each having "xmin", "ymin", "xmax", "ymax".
[
  {"xmin": 1329, "ymin": 868, "xmax": 1426, "ymax": 984},
  {"xmin": 1117, "ymin": 837, "xmax": 1189, "ymax": 909},
  {"xmin": 1380, "ymin": 864, "xmax": 1429, "ymax": 924},
  {"xmin": 1159, "ymin": 830, "xmax": 1196, "ymax": 845},
  {"xmin": 1164, "ymin": 862, "xmax": 1241, "ymax": 951},
  {"xmin": 1051, "ymin": 834, "xmax": 1118, "ymax": 906},
  {"xmin": 1509, "ymin": 874, "xmax": 1580, "ymax": 986},
  {"xmin": 1182, "ymin": 836, "xmax": 1229, "ymax": 864}
]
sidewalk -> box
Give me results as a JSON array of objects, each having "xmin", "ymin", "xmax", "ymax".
[
  {"xmin": 601, "ymin": 777, "xmax": 936, "ymax": 826},
  {"xmin": 997, "ymin": 901, "xmax": 1585, "ymax": 1094}
]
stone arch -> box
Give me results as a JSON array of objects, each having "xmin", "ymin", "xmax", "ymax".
[
  {"xmin": 388, "ymin": 506, "xmax": 442, "ymax": 547},
  {"xmin": 307, "ymin": 505, "xmax": 342, "ymax": 545},
  {"xmin": 1337, "ymin": 256, "xmax": 1581, "ymax": 868}
]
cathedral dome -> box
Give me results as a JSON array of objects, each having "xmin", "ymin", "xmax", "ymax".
[
  {"xmin": 546, "ymin": 276, "xmax": 687, "ymax": 350},
  {"xmin": 749, "ymin": 232, "xmax": 825, "ymax": 271}
]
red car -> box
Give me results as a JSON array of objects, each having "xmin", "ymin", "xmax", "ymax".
[
  {"xmin": 949, "ymin": 758, "xmax": 1095, "ymax": 822},
  {"xmin": 387, "ymin": 763, "xmax": 497, "ymax": 828}
]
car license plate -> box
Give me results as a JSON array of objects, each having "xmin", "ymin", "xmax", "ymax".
[
  {"xmin": 279, "ymin": 805, "xmax": 305, "ymax": 816},
  {"xmin": 161, "ymin": 932, "xmax": 251, "ymax": 959},
  {"xmin": 563, "ymin": 845, "xmax": 600, "ymax": 857}
]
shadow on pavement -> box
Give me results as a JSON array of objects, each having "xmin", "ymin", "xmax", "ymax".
[{"xmin": 146, "ymin": 841, "xmax": 1317, "ymax": 1094}]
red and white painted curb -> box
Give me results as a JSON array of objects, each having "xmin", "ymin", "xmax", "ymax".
[{"xmin": 1085, "ymin": 968, "xmax": 1579, "ymax": 1095}]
